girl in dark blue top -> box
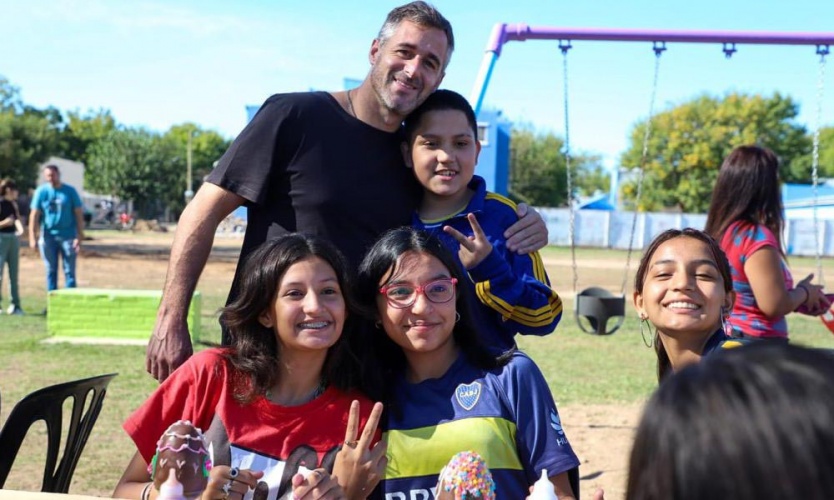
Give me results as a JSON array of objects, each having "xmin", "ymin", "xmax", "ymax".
[{"xmin": 357, "ymin": 227, "xmax": 579, "ymax": 499}]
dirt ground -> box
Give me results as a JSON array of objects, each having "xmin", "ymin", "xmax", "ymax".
[{"xmin": 14, "ymin": 230, "xmax": 642, "ymax": 499}]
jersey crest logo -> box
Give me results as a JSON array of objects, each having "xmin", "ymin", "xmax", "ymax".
[
  {"xmin": 455, "ymin": 382, "xmax": 482, "ymax": 410},
  {"xmin": 550, "ymin": 410, "xmax": 564, "ymax": 434}
]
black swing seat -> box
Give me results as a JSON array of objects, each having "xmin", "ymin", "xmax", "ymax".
[{"xmin": 574, "ymin": 287, "xmax": 626, "ymax": 335}]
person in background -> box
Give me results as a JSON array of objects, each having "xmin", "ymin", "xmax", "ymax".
[
  {"xmin": 402, "ymin": 89, "xmax": 562, "ymax": 353},
  {"xmin": 626, "ymin": 342, "xmax": 834, "ymax": 500},
  {"xmin": 705, "ymin": 145, "xmax": 829, "ymax": 340},
  {"xmin": 115, "ymin": 234, "xmax": 385, "ymax": 500},
  {"xmin": 357, "ymin": 228, "xmax": 579, "ymax": 499},
  {"xmin": 145, "ymin": 1, "xmax": 548, "ymax": 382},
  {"xmin": 28, "ymin": 164, "xmax": 85, "ymax": 293},
  {"xmin": 633, "ymin": 228, "xmax": 744, "ymax": 382},
  {"xmin": 0, "ymin": 179, "xmax": 24, "ymax": 315}
]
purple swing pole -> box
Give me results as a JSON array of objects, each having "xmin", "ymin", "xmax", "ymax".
[{"xmin": 469, "ymin": 23, "xmax": 834, "ymax": 114}]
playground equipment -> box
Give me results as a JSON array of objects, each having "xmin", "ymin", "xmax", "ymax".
[{"xmin": 469, "ymin": 26, "xmax": 834, "ymax": 334}]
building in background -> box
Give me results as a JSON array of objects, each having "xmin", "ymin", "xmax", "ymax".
[{"xmin": 475, "ymin": 108, "xmax": 511, "ymax": 195}]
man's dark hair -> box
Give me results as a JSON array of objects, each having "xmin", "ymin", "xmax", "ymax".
[{"xmin": 377, "ymin": 1, "xmax": 454, "ymax": 70}]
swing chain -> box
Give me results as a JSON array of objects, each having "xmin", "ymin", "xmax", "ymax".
[
  {"xmin": 561, "ymin": 43, "xmax": 579, "ymax": 295},
  {"xmin": 811, "ymin": 45, "xmax": 828, "ymax": 285},
  {"xmin": 621, "ymin": 43, "xmax": 664, "ymax": 295},
  {"xmin": 652, "ymin": 41, "xmax": 667, "ymax": 57}
]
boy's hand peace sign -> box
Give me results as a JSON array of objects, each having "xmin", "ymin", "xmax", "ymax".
[{"xmin": 444, "ymin": 213, "xmax": 493, "ymax": 270}]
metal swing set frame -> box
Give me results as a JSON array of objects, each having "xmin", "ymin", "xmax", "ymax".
[{"xmin": 469, "ymin": 24, "xmax": 834, "ymax": 335}]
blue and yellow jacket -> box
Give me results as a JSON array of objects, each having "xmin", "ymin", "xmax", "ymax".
[{"xmin": 413, "ymin": 175, "xmax": 562, "ymax": 352}]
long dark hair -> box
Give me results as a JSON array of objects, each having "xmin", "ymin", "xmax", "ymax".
[
  {"xmin": 704, "ymin": 145, "xmax": 784, "ymax": 254},
  {"xmin": 356, "ymin": 227, "xmax": 506, "ymax": 404},
  {"xmin": 219, "ymin": 233, "xmax": 361, "ymax": 403},
  {"xmin": 627, "ymin": 343, "xmax": 834, "ymax": 500},
  {"xmin": 634, "ymin": 228, "xmax": 733, "ymax": 382}
]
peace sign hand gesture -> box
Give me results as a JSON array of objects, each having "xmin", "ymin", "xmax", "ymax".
[
  {"xmin": 444, "ymin": 213, "xmax": 493, "ymax": 270},
  {"xmin": 332, "ymin": 401, "xmax": 386, "ymax": 499}
]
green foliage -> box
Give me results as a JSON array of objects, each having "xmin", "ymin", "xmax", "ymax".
[
  {"xmin": 86, "ymin": 128, "xmax": 176, "ymax": 217},
  {"xmin": 84, "ymin": 124, "xmax": 230, "ymax": 218},
  {"xmin": 812, "ymin": 126, "xmax": 834, "ymax": 178},
  {"xmin": 575, "ymin": 157, "xmax": 610, "ymax": 197},
  {"xmin": 509, "ymin": 127, "xmax": 603, "ymax": 207},
  {"xmin": 0, "ymin": 76, "xmax": 23, "ymax": 111},
  {"xmin": 0, "ymin": 76, "xmax": 231, "ymax": 218},
  {"xmin": 620, "ymin": 92, "xmax": 811, "ymax": 212},
  {"xmin": 62, "ymin": 108, "xmax": 117, "ymax": 167},
  {"xmin": 0, "ymin": 77, "xmax": 64, "ymax": 188},
  {"xmin": 164, "ymin": 123, "xmax": 231, "ymax": 191}
]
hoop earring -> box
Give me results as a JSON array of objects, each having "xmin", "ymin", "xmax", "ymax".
[
  {"xmin": 374, "ymin": 320, "xmax": 381, "ymax": 329},
  {"xmin": 721, "ymin": 307, "xmax": 733, "ymax": 337},
  {"xmin": 639, "ymin": 314, "xmax": 653, "ymax": 348},
  {"xmin": 455, "ymin": 312, "xmax": 461, "ymax": 323}
]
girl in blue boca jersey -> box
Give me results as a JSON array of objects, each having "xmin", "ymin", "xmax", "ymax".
[
  {"xmin": 633, "ymin": 228, "xmax": 745, "ymax": 382},
  {"xmin": 356, "ymin": 227, "xmax": 579, "ymax": 499}
]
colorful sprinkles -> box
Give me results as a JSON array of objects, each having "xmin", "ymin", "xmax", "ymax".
[{"xmin": 439, "ymin": 450, "xmax": 496, "ymax": 499}]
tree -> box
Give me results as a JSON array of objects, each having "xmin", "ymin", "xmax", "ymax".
[
  {"xmin": 509, "ymin": 127, "xmax": 603, "ymax": 207},
  {"xmin": 509, "ymin": 128, "xmax": 567, "ymax": 207},
  {"xmin": 85, "ymin": 125, "xmax": 230, "ymax": 218},
  {"xmin": 0, "ymin": 77, "xmax": 22, "ymax": 112},
  {"xmin": 86, "ymin": 128, "xmax": 182, "ymax": 218},
  {"xmin": 619, "ymin": 92, "xmax": 811, "ymax": 212},
  {"xmin": 0, "ymin": 76, "xmax": 65, "ymax": 187},
  {"xmin": 163, "ymin": 124, "xmax": 230, "ymax": 185},
  {"xmin": 61, "ymin": 109, "xmax": 117, "ymax": 167},
  {"xmin": 575, "ymin": 158, "xmax": 610, "ymax": 197}
]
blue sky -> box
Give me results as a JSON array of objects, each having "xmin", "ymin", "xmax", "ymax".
[{"xmin": 3, "ymin": 0, "xmax": 834, "ymax": 169}]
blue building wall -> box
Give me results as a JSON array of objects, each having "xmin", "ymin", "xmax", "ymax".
[{"xmin": 475, "ymin": 109, "xmax": 511, "ymax": 195}]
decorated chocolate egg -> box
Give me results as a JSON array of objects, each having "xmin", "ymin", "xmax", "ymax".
[{"xmin": 150, "ymin": 420, "xmax": 211, "ymax": 499}]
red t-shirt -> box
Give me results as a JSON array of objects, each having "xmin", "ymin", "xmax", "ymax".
[{"xmin": 124, "ymin": 349, "xmax": 377, "ymax": 499}]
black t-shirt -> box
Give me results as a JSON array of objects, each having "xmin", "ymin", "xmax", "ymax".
[
  {"xmin": 208, "ymin": 91, "xmax": 421, "ymax": 297},
  {"xmin": 0, "ymin": 199, "xmax": 17, "ymax": 234}
]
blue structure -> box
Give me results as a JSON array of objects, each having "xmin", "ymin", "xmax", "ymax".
[
  {"xmin": 475, "ymin": 108, "xmax": 511, "ymax": 195},
  {"xmin": 577, "ymin": 193, "xmax": 616, "ymax": 210},
  {"xmin": 783, "ymin": 182, "xmax": 834, "ymax": 220}
]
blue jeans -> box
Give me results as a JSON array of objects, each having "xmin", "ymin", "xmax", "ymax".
[{"xmin": 38, "ymin": 233, "xmax": 77, "ymax": 291}]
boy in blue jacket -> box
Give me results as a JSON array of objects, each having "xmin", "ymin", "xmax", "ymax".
[{"xmin": 402, "ymin": 89, "xmax": 562, "ymax": 353}]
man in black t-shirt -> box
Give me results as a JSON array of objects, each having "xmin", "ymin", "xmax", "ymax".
[{"xmin": 146, "ymin": 1, "xmax": 548, "ymax": 382}]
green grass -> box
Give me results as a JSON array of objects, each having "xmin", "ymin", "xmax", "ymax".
[{"xmin": 0, "ymin": 288, "xmax": 229, "ymax": 495}]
